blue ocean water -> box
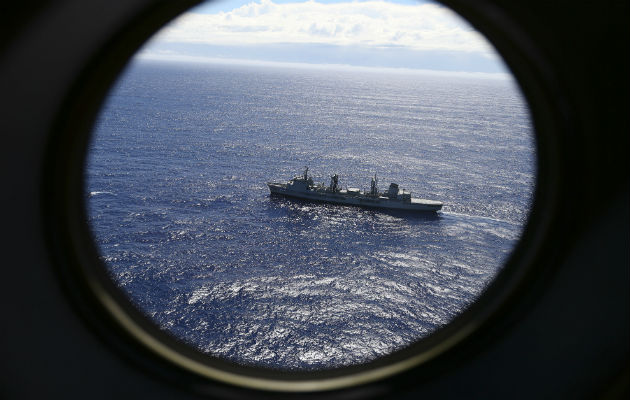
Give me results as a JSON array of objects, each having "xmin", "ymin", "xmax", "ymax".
[{"xmin": 86, "ymin": 60, "xmax": 534, "ymax": 370}]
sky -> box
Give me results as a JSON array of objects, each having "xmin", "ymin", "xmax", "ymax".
[{"xmin": 138, "ymin": 0, "xmax": 508, "ymax": 76}]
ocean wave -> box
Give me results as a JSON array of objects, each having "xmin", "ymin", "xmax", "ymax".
[{"xmin": 89, "ymin": 190, "xmax": 116, "ymax": 197}]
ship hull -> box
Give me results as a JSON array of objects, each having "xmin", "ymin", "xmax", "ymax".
[{"xmin": 267, "ymin": 183, "xmax": 442, "ymax": 212}]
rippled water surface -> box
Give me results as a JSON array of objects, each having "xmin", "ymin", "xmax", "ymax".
[{"xmin": 86, "ymin": 60, "xmax": 534, "ymax": 370}]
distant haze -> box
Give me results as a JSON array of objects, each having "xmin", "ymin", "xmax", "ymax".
[{"xmin": 138, "ymin": 0, "xmax": 508, "ymax": 76}]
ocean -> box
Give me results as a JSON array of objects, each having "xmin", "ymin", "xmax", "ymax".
[{"xmin": 86, "ymin": 60, "xmax": 534, "ymax": 370}]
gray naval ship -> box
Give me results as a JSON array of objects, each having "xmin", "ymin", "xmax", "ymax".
[{"xmin": 267, "ymin": 167, "xmax": 443, "ymax": 212}]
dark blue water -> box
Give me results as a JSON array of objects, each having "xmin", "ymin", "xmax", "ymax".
[{"xmin": 86, "ymin": 60, "xmax": 534, "ymax": 370}]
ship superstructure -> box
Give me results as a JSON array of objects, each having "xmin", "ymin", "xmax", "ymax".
[{"xmin": 267, "ymin": 167, "xmax": 443, "ymax": 212}]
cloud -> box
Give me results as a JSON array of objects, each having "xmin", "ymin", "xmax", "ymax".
[
  {"xmin": 138, "ymin": 41, "xmax": 507, "ymax": 74},
  {"xmin": 149, "ymin": 0, "xmax": 495, "ymax": 55}
]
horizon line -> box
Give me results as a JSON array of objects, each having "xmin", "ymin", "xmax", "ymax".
[{"xmin": 134, "ymin": 52, "xmax": 513, "ymax": 80}]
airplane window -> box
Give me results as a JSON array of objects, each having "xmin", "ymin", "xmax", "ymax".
[{"xmin": 84, "ymin": 0, "xmax": 535, "ymax": 377}]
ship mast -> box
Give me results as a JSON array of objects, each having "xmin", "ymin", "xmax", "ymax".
[
  {"xmin": 370, "ymin": 173, "xmax": 379, "ymax": 196},
  {"xmin": 329, "ymin": 174, "xmax": 339, "ymax": 192}
]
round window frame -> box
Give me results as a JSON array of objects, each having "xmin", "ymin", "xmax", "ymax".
[{"xmin": 43, "ymin": 0, "xmax": 564, "ymax": 394}]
